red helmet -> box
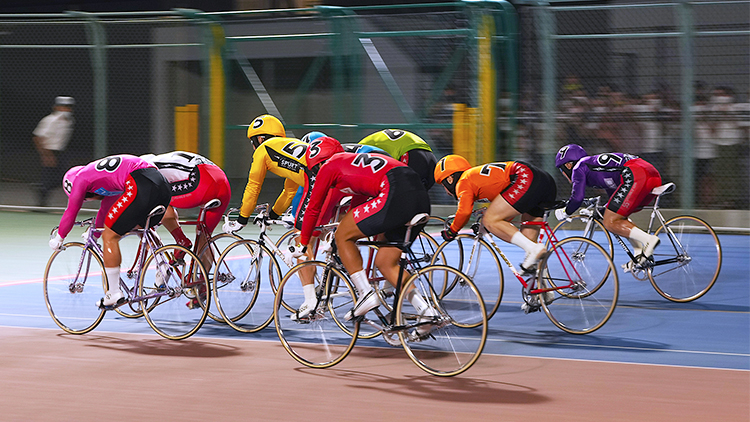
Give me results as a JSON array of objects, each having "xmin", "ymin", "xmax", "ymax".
[
  {"xmin": 306, "ymin": 136, "xmax": 344, "ymax": 172},
  {"xmin": 62, "ymin": 166, "xmax": 84, "ymax": 197}
]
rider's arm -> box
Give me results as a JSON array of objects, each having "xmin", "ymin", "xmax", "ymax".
[
  {"xmin": 271, "ymin": 177, "xmax": 300, "ymax": 217},
  {"xmin": 57, "ymin": 185, "xmax": 87, "ymax": 238},
  {"xmin": 299, "ymin": 170, "xmax": 334, "ymax": 245},
  {"xmin": 449, "ymin": 180, "xmax": 475, "ymax": 233},
  {"xmin": 95, "ymin": 196, "xmax": 117, "ymax": 229},
  {"xmin": 238, "ymin": 148, "xmax": 268, "ymax": 225},
  {"xmin": 565, "ymin": 165, "xmax": 587, "ymax": 215}
]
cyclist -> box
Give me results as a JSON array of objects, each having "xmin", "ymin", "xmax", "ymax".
[
  {"xmin": 434, "ymin": 155, "xmax": 558, "ymax": 275},
  {"xmin": 342, "ymin": 143, "xmax": 391, "ymax": 157},
  {"xmin": 141, "ymin": 151, "xmax": 231, "ymax": 308},
  {"xmin": 554, "ymin": 144, "xmax": 662, "ymax": 266},
  {"xmin": 358, "ymin": 129, "xmax": 437, "ymax": 189},
  {"xmin": 223, "ymin": 114, "xmax": 308, "ymax": 233},
  {"xmin": 295, "ymin": 137, "xmax": 433, "ymax": 326},
  {"xmin": 49, "ymin": 155, "xmax": 171, "ymax": 309}
]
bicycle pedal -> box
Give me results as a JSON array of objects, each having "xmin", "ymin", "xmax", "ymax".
[
  {"xmin": 97, "ymin": 296, "xmax": 127, "ymax": 311},
  {"xmin": 521, "ymin": 302, "xmax": 540, "ymax": 314}
]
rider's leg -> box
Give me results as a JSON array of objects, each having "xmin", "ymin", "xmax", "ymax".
[
  {"xmin": 161, "ymin": 206, "xmax": 193, "ymax": 250},
  {"xmin": 101, "ymin": 227, "xmax": 125, "ymax": 305},
  {"xmin": 484, "ymin": 195, "xmax": 546, "ymax": 271},
  {"xmin": 603, "ymin": 210, "xmax": 659, "ymax": 258},
  {"xmin": 336, "ymin": 212, "xmax": 379, "ymax": 317}
]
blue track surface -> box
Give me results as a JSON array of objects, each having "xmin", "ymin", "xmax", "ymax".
[{"xmin": 1, "ymin": 210, "xmax": 748, "ymax": 371}]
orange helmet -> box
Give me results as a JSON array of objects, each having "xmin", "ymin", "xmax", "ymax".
[
  {"xmin": 247, "ymin": 114, "xmax": 286, "ymax": 148},
  {"xmin": 434, "ymin": 154, "xmax": 471, "ymax": 184}
]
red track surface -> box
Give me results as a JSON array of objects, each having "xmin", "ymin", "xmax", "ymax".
[{"xmin": 1, "ymin": 326, "xmax": 746, "ymax": 421}]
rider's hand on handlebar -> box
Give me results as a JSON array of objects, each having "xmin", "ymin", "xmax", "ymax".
[
  {"xmin": 579, "ymin": 208, "xmax": 594, "ymax": 217},
  {"xmin": 555, "ymin": 208, "xmax": 571, "ymax": 222},
  {"xmin": 441, "ymin": 226, "xmax": 458, "ymax": 242},
  {"xmin": 49, "ymin": 233, "xmax": 65, "ymax": 251},
  {"xmin": 222, "ymin": 220, "xmax": 245, "ymax": 234}
]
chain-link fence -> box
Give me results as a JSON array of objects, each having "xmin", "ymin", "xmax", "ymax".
[
  {"xmin": 514, "ymin": 0, "xmax": 749, "ymax": 210},
  {"xmin": 0, "ymin": 1, "xmax": 748, "ymax": 214}
]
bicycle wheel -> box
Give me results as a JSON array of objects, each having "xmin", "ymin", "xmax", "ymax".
[
  {"xmin": 648, "ymin": 215, "xmax": 722, "ymax": 302},
  {"xmin": 196, "ymin": 232, "xmax": 243, "ymax": 322},
  {"xmin": 139, "ymin": 244, "xmax": 209, "ymax": 340},
  {"xmin": 115, "ymin": 232, "xmax": 147, "ymax": 319},
  {"xmin": 550, "ymin": 215, "xmax": 614, "ymax": 258},
  {"xmin": 431, "ymin": 234, "xmax": 503, "ymax": 320},
  {"xmin": 397, "ymin": 265, "xmax": 487, "ymax": 377},
  {"xmin": 213, "ymin": 239, "xmax": 280, "ymax": 333},
  {"xmin": 44, "ymin": 242, "xmax": 107, "ymax": 334},
  {"xmin": 538, "ymin": 237, "xmax": 618, "ymax": 335},
  {"xmin": 274, "ymin": 260, "xmax": 359, "ymax": 369}
]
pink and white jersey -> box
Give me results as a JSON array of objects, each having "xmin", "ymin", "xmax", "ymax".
[{"xmin": 59, "ymin": 155, "xmax": 153, "ymax": 238}]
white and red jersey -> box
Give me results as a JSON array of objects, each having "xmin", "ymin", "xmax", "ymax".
[
  {"xmin": 141, "ymin": 151, "xmax": 215, "ymax": 184},
  {"xmin": 60, "ymin": 155, "xmax": 153, "ymax": 238},
  {"xmin": 299, "ymin": 152, "xmax": 407, "ymax": 244}
]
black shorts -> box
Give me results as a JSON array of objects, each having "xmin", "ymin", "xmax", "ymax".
[
  {"xmin": 500, "ymin": 161, "xmax": 557, "ymax": 218},
  {"xmin": 355, "ymin": 166, "xmax": 431, "ymax": 243},
  {"xmin": 106, "ymin": 167, "xmax": 172, "ymax": 236},
  {"xmin": 402, "ymin": 148, "xmax": 437, "ymax": 190}
]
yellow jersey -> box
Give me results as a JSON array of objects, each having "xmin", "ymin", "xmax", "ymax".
[{"xmin": 239, "ymin": 137, "xmax": 308, "ymax": 220}]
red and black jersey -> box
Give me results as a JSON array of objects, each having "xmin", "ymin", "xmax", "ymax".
[{"xmin": 299, "ymin": 152, "xmax": 407, "ymax": 244}]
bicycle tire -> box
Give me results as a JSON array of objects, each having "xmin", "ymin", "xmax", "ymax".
[
  {"xmin": 538, "ymin": 236, "xmax": 618, "ymax": 335},
  {"xmin": 431, "ymin": 234, "xmax": 503, "ymax": 320},
  {"xmin": 140, "ymin": 244, "xmax": 210, "ymax": 340},
  {"xmin": 397, "ymin": 265, "xmax": 487, "ymax": 377},
  {"xmin": 44, "ymin": 242, "xmax": 107, "ymax": 334},
  {"xmin": 274, "ymin": 260, "xmax": 359, "ymax": 369},
  {"xmin": 213, "ymin": 239, "xmax": 280, "ymax": 333},
  {"xmin": 195, "ymin": 232, "xmax": 243, "ymax": 323},
  {"xmin": 550, "ymin": 214, "xmax": 614, "ymax": 258},
  {"xmin": 115, "ymin": 232, "xmax": 148, "ymax": 319},
  {"xmin": 648, "ymin": 215, "xmax": 722, "ymax": 302}
]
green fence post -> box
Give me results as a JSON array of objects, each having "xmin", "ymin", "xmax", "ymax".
[
  {"xmin": 679, "ymin": 0, "xmax": 695, "ymax": 211},
  {"xmin": 537, "ymin": 1, "xmax": 556, "ymax": 174}
]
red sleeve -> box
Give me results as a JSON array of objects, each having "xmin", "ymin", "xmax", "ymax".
[{"xmin": 299, "ymin": 168, "xmax": 335, "ymax": 245}]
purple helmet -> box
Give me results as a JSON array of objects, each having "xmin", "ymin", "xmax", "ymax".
[{"xmin": 555, "ymin": 144, "xmax": 587, "ymax": 168}]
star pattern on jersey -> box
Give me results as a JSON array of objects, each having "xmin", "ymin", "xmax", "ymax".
[
  {"xmin": 612, "ymin": 169, "xmax": 634, "ymax": 204},
  {"xmin": 170, "ymin": 168, "xmax": 200, "ymax": 195},
  {"xmin": 108, "ymin": 180, "xmax": 136, "ymax": 220}
]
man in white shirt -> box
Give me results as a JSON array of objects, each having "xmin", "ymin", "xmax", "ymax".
[{"xmin": 33, "ymin": 96, "xmax": 74, "ymax": 207}]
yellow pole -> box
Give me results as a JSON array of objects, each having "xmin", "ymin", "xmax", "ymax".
[
  {"xmin": 209, "ymin": 23, "xmax": 226, "ymax": 167},
  {"xmin": 478, "ymin": 14, "xmax": 496, "ymax": 163}
]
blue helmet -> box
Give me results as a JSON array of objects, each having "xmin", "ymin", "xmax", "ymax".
[{"xmin": 301, "ymin": 131, "xmax": 326, "ymax": 144}]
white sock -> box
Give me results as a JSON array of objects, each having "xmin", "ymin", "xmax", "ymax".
[
  {"xmin": 511, "ymin": 231, "xmax": 538, "ymax": 255},
  {"xmin": 349, "ymin": 270, "xmax": 371, "ymax": 296},
  {"xmin": 104, "ymin": 267, "xmax": 121, "ymax": 295},
  {"xmin": 628, "ymin": 238, "xmax": 643, "ymax": 255},
  {"xmin": 302, "ymin": 283, "xmax": 316, "ymax": 305},
  {"xmin": 406, "ymin": 289, "xmax": 430, "ymax": 315},
  {"xmin": 628, "ymin": 227, "xmax": 653, "ymax": 245}
]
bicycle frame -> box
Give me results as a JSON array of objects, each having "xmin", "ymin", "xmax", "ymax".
[{"xmin": 463, "ymin": 209, "xmax": 584, "ymax": 300}]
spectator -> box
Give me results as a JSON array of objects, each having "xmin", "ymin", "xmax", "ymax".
[
  {"xmin": 693, "ymin": 93, "xmax": 717, "ymax": 208},
  {"xmin": 709, "ymin": 86, "xmax": 742, "ymax": 208},
  {"xmin": 33, "ymin": 96, "xmax": 74, "ymax": 207}
]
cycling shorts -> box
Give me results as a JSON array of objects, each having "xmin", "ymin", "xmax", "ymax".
[
  {"xmin": 168, "ymin": 163, "xmax": 231, "ymax": 234},
  {"xmin": 354, "ymin": 166, "xmax": 431, "ymax": 242},
  {"xmin": 500, "ymin": 161, "xmax": 557, "ymax": 217},
  {"xmin": 105, "ymin": 167, "xmax": 171, "ymax": 236},
  {"xmin": 400, "ymin": 148, "xmax": 438, "ymax": 190},
  {"xmin": 606, "ymin": 158, "xmax": 662, "ymax": 217}
]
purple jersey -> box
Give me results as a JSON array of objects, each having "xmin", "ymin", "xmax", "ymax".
[
  {"xmin": 566, "ymin": 152, "xmax": 638, "ymax": 215},
  {"xmin": 59, "ymin": 155, "xmax": 153, "ymax": 238}
]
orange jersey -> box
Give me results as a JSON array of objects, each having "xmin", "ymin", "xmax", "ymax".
[{"xmin": 450, "ymin": 161, "xmax": 515, "ymax": 232}]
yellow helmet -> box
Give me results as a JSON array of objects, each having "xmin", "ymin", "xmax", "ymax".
[{"xmin": 247, "ymin": 114, "xmax": 286, "ymax": 148}]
